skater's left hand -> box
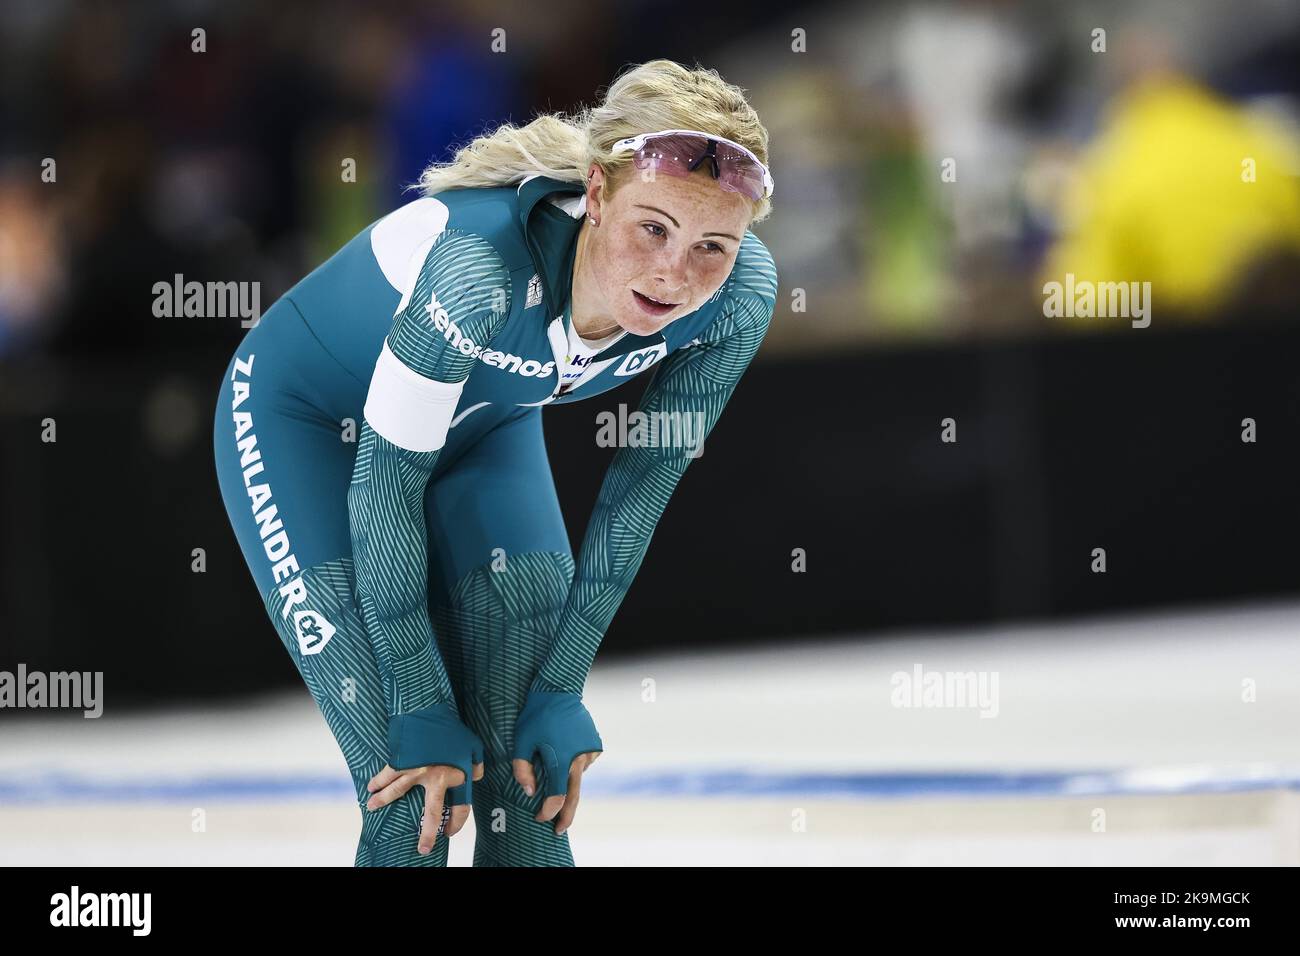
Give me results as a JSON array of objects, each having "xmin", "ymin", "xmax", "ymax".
[
  {"xmin": 517, "ymin": 750, "xmax": 600, "ymax": 836},
  {"xmin": 511, "ymin": 690, "xmax": 603, "ymax": 835}
]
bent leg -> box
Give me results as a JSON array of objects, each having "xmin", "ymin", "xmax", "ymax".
[
  {"xmin": 424, "ymin": 407, "xmax": 580, "ymax": 866},
  {"xmin": 213, "ymin": 308, "xmax": 447, "ymax": 866},
  {"xmin": 265, "ymin": 559, "xmax": 450, "ymax": 867}
]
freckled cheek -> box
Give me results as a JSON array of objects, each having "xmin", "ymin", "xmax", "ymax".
[
  {"xmin": 685, "ymin": 261, "xmax": 730, "ymax": 306},
  {"xmin": 595, "ymin": 246, "xmax": 641, "ymax": 301},
  {"xmin": 616, "ymin": 258, "xmax": 655, "ymax": 298}
]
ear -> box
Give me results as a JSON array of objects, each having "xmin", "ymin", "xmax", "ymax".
[{"xmin": 585, "ymin": 164, "xmax": 606, "ymax": 221}]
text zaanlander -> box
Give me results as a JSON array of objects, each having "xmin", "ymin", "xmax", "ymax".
[{"xmin": 229, "ymin": 353, "xmax": 336, "ymax": 656}]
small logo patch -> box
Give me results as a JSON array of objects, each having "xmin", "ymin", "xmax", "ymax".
[
  {"xmin": 294, "ymin": 609, "xmax": 336, "ymax": 656},
  {"xmin": 614, "ymin": 344, "xmax": 668, "ymax": 376},
  {"xmin": 526, "ymin": 274, "xmax": 544, "ymax": 309}
]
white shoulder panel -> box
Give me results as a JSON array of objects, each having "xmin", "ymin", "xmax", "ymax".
[{"xmin": 369, "ymin": 196, "xmax": 451, "ymax": 293}]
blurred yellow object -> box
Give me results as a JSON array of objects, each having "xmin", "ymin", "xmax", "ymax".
[{"xmin": 1042, "ymin": 74, "xmax": 1300, "ymax": 320}]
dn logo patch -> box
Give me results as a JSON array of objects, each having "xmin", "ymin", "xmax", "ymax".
[
  {"xmin": 294, "ymin": 609, "xmax": 336, "ymax": 656},
  {"xmin": 614, "ymin": 344, "xmax": 668, "ymax": 376}
]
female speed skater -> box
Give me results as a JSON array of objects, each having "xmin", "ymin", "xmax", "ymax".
[{"xmin": 213, "ymin": 58, "xmax": 778, "ymax": 866}]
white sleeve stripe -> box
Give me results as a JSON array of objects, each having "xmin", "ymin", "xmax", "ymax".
[{"xmin": 363, "ymin": 340, "xmax": 465, "ymax": 452}]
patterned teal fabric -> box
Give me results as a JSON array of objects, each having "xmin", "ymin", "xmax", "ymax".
[
  {"xmin": 434, "ymin": 551, "xmax": 581, "ymax": 865},
  {"xmin": 262, "ymin": 551, "xmax": 587, "ymax": 865},
  {"xmin": 348, "ymin": 229, "xmax": 511, "ymax": 719},
  {"xmin": 265, "ymin": 558, "xmax": 451, "ymax": 866},
  {"xmin": 531, "ymin": 245, "xmax": 779, "ymax": 695}
]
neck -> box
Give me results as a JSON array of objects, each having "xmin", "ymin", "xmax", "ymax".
[{"xmin": 569, "ymin": 218, "xmax": 622, "ymax": 339}]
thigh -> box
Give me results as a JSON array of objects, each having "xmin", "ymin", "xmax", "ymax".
[
  {"xmin": 423, "ymin": 405, "xmax": 575, "ymax": 719},
  {"xmin": 213, "ymin": 299, "xmax": 357, "ymax": 601},
  {"xmin": 213, "ymin": 305, "xmax": 444, "ymax": 866},
  {"xmin": 422, "ymin": 405, "xmax": 572, "ymax": 608},
  {"xmin": 213, "ymin": 307, "xmax": 381, "ymax": 780}
]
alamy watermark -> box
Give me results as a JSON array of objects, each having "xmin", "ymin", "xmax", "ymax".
[
  {"xmin": 153, "ymin": 273, "xmax": 261, "ymax": 327},
  {"xmin": 595, "ymin": 403, "xmax": 707, "ymax": 458},
  {"xmin": 1042, "ymin": 272, "xmax": 1151, "ymax": 328},
  {"xmin": 50, "ymin": 886, "xmax": 150, "ymax": 935},
  {"xmin": 890, "ymin": 663, "xmax": 999, "ymax": 718},
  {"xmin": 1, "ymin": 664, "xmax": 103, "ymax": 717}
]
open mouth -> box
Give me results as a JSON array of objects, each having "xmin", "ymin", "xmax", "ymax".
[{"xmin": 632, "ymin": 290, "xmax": 678, "ymax": 315}]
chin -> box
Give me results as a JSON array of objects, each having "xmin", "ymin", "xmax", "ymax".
[
  {"xmin": 626, "ymin": 306, "xmax": 686, "ymax": 336},
  {"xmin": 622, "ymin": 314, "xmax": 664, "ymax": 336}
]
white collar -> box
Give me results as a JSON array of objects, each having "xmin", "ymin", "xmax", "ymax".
[
  {"xmin": 546, "ymin": 191, "xmax": 587, "ymax": 219},
  {"xmin": 516, "ymin": 173, "xmax": 588, "ymax": 219}
]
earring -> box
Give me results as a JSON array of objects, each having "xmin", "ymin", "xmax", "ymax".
[{"xmin": 587, "ymin": 215, "xmax": 598, "ymax": 226}]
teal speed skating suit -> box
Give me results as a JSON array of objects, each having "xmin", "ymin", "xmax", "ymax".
[{"xmin": 213, "ymin": 174, "xmax": 778, "ymax": 866}]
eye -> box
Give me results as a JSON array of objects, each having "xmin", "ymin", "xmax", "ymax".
[
  {"xmin": 701, "ymin": 242, "xmax": 725, "ymax": 255},
  {"xmin": 642, "ymin": 222, "xmax": 667, "ymax": 239}
]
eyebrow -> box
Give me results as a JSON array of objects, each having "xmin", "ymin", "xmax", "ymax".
[{"xmin": 634, "ymin": 204, "xmax": 740, "ymax": 242}]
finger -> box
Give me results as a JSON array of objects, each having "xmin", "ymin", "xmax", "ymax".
[
  {"xmin": 445, "ymin": 803, "xmax": 471, "ymax": 838},
  {"xmin": 440, "ymin": 763, "xmax": 472, "ymax": 807},
  {"xmin": 535, "ymin": 793, "xmax": 565, "ymax": 823},
  {"xmin": 366, "ymin": 764, "xmax": 401, "ymax": 794},
  {"xmin": 553, "ymin": 761, "xmax": 585, "ymax": 835},
  {"xmin": 366, "ymin": 770, "xmax": 418, "ymax": 811},
  {"xmin": 430, "ymin": 763, "xmax": 467, "ymax": 788},
  {"xmin": 537, "ymin": 743, "xmax": 566, "ymax": 799},
  {"xmin": 513, "ymin": 757, "xmax": 538, "ymax": 798},
  {"xmin": 418, "ymin": 781, "xmax": 449, "ymax": 855}
]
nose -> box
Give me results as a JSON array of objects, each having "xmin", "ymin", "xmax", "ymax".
[{"xmin": 654, "ymin": 245, "xmax": 689, "ymax": 300}]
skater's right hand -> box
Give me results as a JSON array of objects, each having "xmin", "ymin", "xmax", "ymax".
[
  {"xmin": 376, "ymin": 701, "xmax": 486, "ymax": 853},
  {"xmin": 365, "ymin": 762, "xmax": 484, "ymax": 854}
]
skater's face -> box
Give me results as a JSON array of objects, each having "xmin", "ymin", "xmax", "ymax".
[{"xmin": 575, "ymin": 163, "xmax": 751, "ymax": 337}]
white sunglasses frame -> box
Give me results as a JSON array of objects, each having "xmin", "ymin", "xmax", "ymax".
[{"xmin": 609, "ymin": 128, "xmax": 774, "ymax": 200}]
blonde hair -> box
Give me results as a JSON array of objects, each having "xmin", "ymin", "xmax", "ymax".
[{"xmin": 412, "ymin": 59, "xmax": 772, "ymax": 224}]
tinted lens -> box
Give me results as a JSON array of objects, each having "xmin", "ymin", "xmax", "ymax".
[
  {"xmin": 632, "ymin": 134, "xmax": 767, "ymax": 200},
  {"xmin": 632, "ymin": 134, "xmax": 710, "ymax": 178},
  {"xmin": 712, "ymin": 141, "xmax": 766, "ymax": 200}
]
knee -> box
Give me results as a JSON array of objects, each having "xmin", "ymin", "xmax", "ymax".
[
  {"xmin": 355, "ymin": 787, "xmax": 450, "ymax": 867},
  {"xmin": 432, "ymin": 550, "xmax": 574, "ymax": 753},
  {"xmin": 469, "ymin": 769, "xmax": 574, "ymax": 867},
  {"xmin": 260, "ymin": 559, "xmax": 393, "ymax": 785},
  {"xmin": 261, "ymin": 557, "xmax": 362, "ymax": 662}
]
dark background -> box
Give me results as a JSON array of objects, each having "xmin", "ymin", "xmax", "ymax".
[{"xmin": 1, "ymin": 0, "xmax": 1299, "ymax": 706}]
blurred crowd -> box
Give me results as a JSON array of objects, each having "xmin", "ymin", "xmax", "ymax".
[
  {"xmin": 1, "ymin": 0, "xmax": 1298, "ymax": 360},
  {"xmin": 0, "ymin": 0, "xmax": 619, "ymax": 357},
  {"xmin": 742, "ymin": 0, "xmax": 1300, "ymax": 351}
]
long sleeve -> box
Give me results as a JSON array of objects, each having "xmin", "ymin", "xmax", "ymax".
[
  {"xmin": 531, "ymin": 242, "xmax": 779, "ymax": 695},
  {"xmin": 348, "ymin": 228, "xmax": 511, "ymax": 725}
]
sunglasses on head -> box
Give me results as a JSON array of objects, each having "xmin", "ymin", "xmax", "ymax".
[{"xmin": 610, "ymin": 128, "xmax": 774, "ymax": 202}]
